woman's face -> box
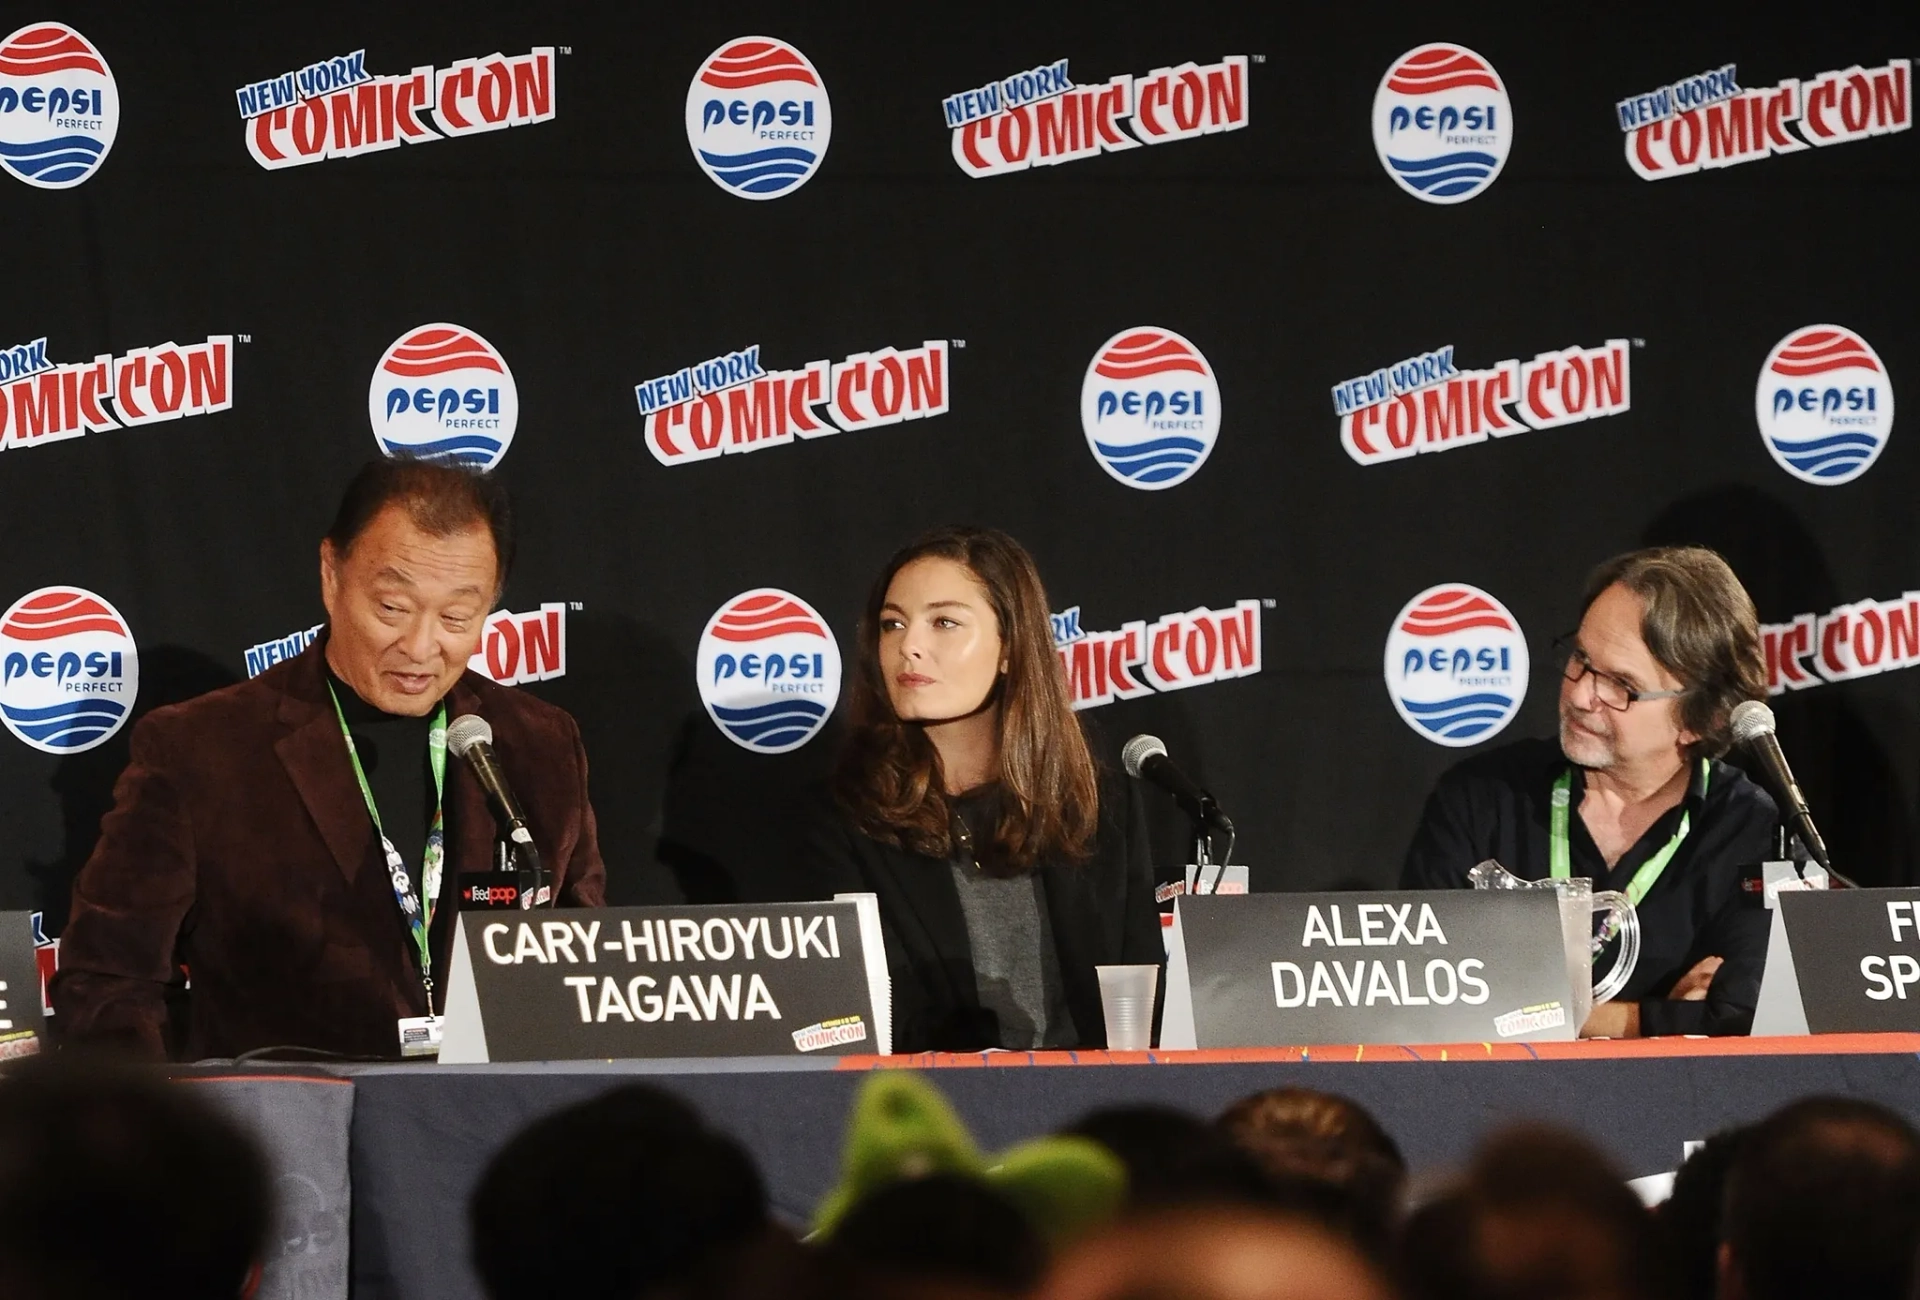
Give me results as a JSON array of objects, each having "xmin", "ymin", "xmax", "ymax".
[{"xmin": 878, "ymin": 556, "xmax": 1006, "ymax": 723}]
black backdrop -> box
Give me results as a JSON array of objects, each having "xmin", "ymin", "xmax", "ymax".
[{"xmin": 4, "ymin": 4, "xmax": 1918, "ymax": 940}]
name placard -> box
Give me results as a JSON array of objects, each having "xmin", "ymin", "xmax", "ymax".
[
  {"xmin": 1161, "ymin": 891, "xmax": 1576, "ymax": 1048},
  {"xmin": 1753, "ymin": 888, "xmax": 1920, "ymax": 1034},
  {"xmin": 438, "ymin": 903, "xmax": 889, "ymax": 1063}
]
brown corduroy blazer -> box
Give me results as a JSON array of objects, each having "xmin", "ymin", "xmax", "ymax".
[{"xmin": 51, "ymin": 639, "xmax": 606, "ymax": 1060}]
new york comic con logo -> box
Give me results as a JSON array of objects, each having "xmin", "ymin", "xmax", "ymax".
[
  {"xmin": 1372, "ymin": 44, "xmax": 1511, "ymax": 204},
  {"xmin": 0, "ymin": 23, "xmax": 117, "ymax": 189},
  {"xmin": 0, "ymin": 334, "xmax": 234, "ymax": 454},
  {"xmin": 697, "ymin": 590, "xmax": 841, "ymax": 754},
  {"xmin": 1756, "ymin": 327, "xmax": 1892, "ymax": 485},
  {"xmin": 686, "ymin": 38, "xmax": 829, "ymax": 199},
  {"xmin": 1384, "ymin": 586, "xmax": 1528, "ymax": 747},
  {"xmin": 368, "ymin": 325, "xmax": 517, "ymax": 469},
  {"xmin": 0, "ymin": 588, "xmax": 138, "ymax": 754},
  {"xmin": 1081, "ymin": 329, "xmax": 1221, "ymax": 490}
]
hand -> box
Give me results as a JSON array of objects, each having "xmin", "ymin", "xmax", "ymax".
[
  {"xmin": 1579, "ymin": 1000, "xmax": 1640, "ymax": 1039},
  {"xmin": 1667, "ymin": 956, "xmax": 1723, "ymax": 1002}
]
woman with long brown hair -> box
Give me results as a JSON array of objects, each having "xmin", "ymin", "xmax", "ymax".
[{"xmin": 801, "ymin": 525, "xmax": 1162, "ymax": 1052}]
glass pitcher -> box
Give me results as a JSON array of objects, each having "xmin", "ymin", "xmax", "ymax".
[{"xmin": 1468, "ymin": 860, "xmax": 1640, "ymax": 1033}]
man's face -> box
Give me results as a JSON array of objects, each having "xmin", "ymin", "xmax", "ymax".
[
  {"xmin": 1558, "ymin": 581, "xmax": 1696, "ymax": 773},
  {"xmin": 318, "ymin": 505, "xmax": 497, "ymax": 715}
]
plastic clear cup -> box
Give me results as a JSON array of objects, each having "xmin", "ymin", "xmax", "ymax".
[{"xmin": 1096, "ymin": 964, "xmax": 1159, "ymax": 1051}]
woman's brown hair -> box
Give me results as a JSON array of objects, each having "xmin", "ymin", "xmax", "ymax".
[{"xmin": 833, "ymin": 525, "xmax": 1100, "ymax": 869}]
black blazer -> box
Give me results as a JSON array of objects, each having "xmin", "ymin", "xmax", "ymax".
[{"xmin": 799, "ymin": 770, "xmax": 1164, "ymax": 1052}]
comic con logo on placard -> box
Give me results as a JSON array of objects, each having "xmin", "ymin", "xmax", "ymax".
[
  {"xmin": 0, "ymin": 588, "xmax": 138, "ymax": 753},
  {"xmin": 1372, "ymin": 44, "xmax": 1511, "ymax": 204},
  {"xmin": 697, "ymin": 590, "xmax": 840, "ymax": 754},
  {"xmin": 1755, "ymin": 326, "xmax": 1892, "ymax": 485},
  {"xmin": 685, "ymin": 38, "xmax": 830, "ymax": 199},
  {"xmin": 1384, "ymin": 585, "xmax": 1528, "ymax": 747},
  {"xmin": 1080, "ymin": 328, "xmax": 1221, "ymax": 490},
  {"xmin": 0, "ymin": 23, "xmax": 118, "ymax": 189},
  {"xmin": 368, "ymin": 324, "xmax": 518, "ymax": 469}
]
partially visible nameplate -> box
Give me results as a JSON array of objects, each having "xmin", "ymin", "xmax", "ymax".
[
  {"xmin": 438, "ymin": 902, "xmax": 890, "ymax": 1062},
  {"xmin": 0, "ymin": 912, "xmax": 47, "ymax": 1059},
  {"xmin": 1753, "ymin": 888, "xmax": 1920, "ymax": 1035},
  {"xmin": 1161, "ymin": 891, "xmax": 1576, "ymax": 1048}
]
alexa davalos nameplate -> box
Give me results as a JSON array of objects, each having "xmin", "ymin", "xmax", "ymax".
[
  {"xmin": 1160, "ymin": 891, "xmax": 1575, "ymax": 1048},
  {"xmin": 1752, "ymin": 888, "xmax": 1920, "ymax": 1035},
  {"xmin": 437, "ymin": 903, "xmax": 890, "ymax": 1062}
]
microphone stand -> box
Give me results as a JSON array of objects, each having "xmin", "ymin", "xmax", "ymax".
[
  {"xmin": 495, "ymin": 832, "xmax": 552, "ymax": 908},
  {"xmin": 1189, "ymin": 793, "xmax": 1233, "ymax": 896}
]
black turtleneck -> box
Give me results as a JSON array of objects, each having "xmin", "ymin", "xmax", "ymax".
[{"xmin": 323, "ymin": 661, "xmax": 438, "ymax": 884}]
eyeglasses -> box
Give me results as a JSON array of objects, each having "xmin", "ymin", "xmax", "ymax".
[{"xmin": 1553, "ymin": 635, "xmax": 1688, "ymax": 712}]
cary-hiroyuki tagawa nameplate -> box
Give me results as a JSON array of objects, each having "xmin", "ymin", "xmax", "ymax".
[
  {"xmin": 1161, "ymin": 890, "xmax": 1575, "ymax": 1048},
  {"xmin": 438, "ymin": 903, "xmax": 888, "ymax": 1062}
]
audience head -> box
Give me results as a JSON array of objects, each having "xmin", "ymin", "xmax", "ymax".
[
  {"xmin": 836, "ymin": 524, "xmax": 1098, "ymax": 867},
  {"xmin": 828, "ymin": 1172, "xmax": 1047, "ymax": 1298},
  {"xmin": 1396, "ymin": 1124, "xmax": 1675, "ymax": 1300},
  {"xmin": 1720, "ymin": 1096, "xmax": 1920, "ymax": 1300},
  {"xmin": 470, "ymin": 1084, "xmax": 770, "ymax": 1300},
  {"xmin": 1036, "ymin": 1205, "xmax": 1394, "ymax": 1300},
  {"xmin": 1656, "ymin": 1126, "xmax": 1748, "ymax": 1300},
  {"xmin": 1066, "ymin": 1104, "xmax": 1278, "ymax": 1211},
  {"xmin": 1217, "ymin": 1087, "xmax": 1408, "ymax": 1258},
  {"xmin": 0, "ymin": 1054, "xmax": 269, "ymax": 1300}
]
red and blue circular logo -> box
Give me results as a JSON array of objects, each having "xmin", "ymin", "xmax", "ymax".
[
  {"xmin": 685, "ymin": 38, "xmax": 831, "ymax": 200},
  {"xmin": 0, "ymin": 23, "xmax": 118, "ymax": 189},
  {"xmin": 0, "ymin": 587, "xmax": 139, "ymax": 753},
  {"xmin": 1080, "ymin": 328, "xmax": 1222, "ymax": 490},
  {"xmin": 1755, "ymin": 326, "xmax": 1893, "ymax": 485},
  {"xmin": 1383, "ymin": 585, "xmax": 1528, "ymax": 747},
  {"xmin": 1372, "ymin": 44, "xmax": 1511, "ymax": 204},
  {"xmin": 368, "ymin": 324, "xmax": 519, "ymax": 469},
  {"xmin": 696, "ymin": 590, "xmax": 841, "ymax": 753}
]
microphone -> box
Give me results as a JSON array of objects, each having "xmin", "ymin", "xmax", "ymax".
[
  {"xmin": 1730, "ymin": 700, "xmax": 1849, "ymax": 885},
  {"xmin": 1122, "ymin": 734, "xmax": 1234, "ymax": 835},
  {"xmin": 447, "ymin": 715, "xmax": 550, "ymax": 906}
]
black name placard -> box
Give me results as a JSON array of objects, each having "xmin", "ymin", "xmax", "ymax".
[
  {"xmin": 1753, "ymin": 888, "xmax": 1920, "ymax": 1035},
  {"xmin": 1161, "ymin": 891, "xmax": 1575, "ymax": 1048},
  {"xmin": 438, "ymin": 903, "xmax": 887, "ymax": 1062}
]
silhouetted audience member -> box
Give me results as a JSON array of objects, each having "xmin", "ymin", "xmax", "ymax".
[
  {"xmin": 1655, "ymin": 1127, "xmax": 1748, "ymax": 1300},
  {"xmin": 470, "ymin": 1084, "xmax": 815, "ymax": 1300},
  {"xmin": 1218, "ymin": 1086, "xmax": 1408, "ymax": 1259},
  {"xmin": 828, "ymin": 1172, "xmax": 1048, "ymax": 1297},
  {"xmin": 0, "ymin": 1054, "xmax": 269, "ymax": 1300},
  {"xmin": 1065, "ymin": 1104, "xmax": 1278, "ymax": 1210},
  {"xmin": 1036, "ymin": 1205, "xmax": 1394, "ymax": 1300},
  {"xmin": 1719, "ymin": 1097, "xmax": 1920, "ymax": 1300},
  {"xmin": 1396, "ymin": 1125, "xmax": 1676, "ymax": 1300}
]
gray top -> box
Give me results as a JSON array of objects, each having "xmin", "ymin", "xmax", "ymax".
[{"xmin": 947, "ymin": 857, "xmax": 1074, "ymax": 1049}]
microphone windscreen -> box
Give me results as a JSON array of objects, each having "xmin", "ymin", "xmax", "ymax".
[
  {"xmin": 1729, "ymin": 699, "xmax": 1777, "ymax": 745},
  {"xmin": 1122, "ymin": 734, "xmax": 1168, "ymax": 779},
  {"xmin": 446, "ymin": 713, "xmax": 494, "ymax": 758}
]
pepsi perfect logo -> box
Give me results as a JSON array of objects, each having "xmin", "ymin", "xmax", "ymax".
[
  {"xmin": 697, "ymin": 590, "xmax": 840, "ymax": 754},
  {"xmin": 1755, "ymin": 326, "xmax": 1893, "ymax": 485},
  {"xmin": 0, "ymin": 23, "xmax": 117, "ymax": 189},
  {"xmin": 685, "ymin": 38, "xmax": 830, "ymax": 200},
  {"xmin": 1384, "ymin": 585, "xmax": 1529, "ymax": 747},
  {"xmin": 0, "ymin": 587, "xmax": 138, "ymax": 754},
  {"xmin": 1372, "ymin": 44, "xmax": 1511, "ymax": 204},
  {"xmin": 1080, "ymin": 328, "xmax": 1222, "ymax": 490},
  {"xmin": 368, "ymin": 324, "xmax": 518, "ymax": 468}
]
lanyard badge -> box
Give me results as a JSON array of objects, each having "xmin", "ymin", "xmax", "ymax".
[
  {"xmin": 327, "ymin": 685, "xmax": 447, "ymax": 1018},
  {"xmin": 1550, "ymin": 759, "xmax": 1709, "ymax": 907}
]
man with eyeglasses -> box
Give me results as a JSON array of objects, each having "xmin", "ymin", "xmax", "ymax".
[{"xmin": 1401, "ymin": 547, "xmax": 1779, "ymax": 1037}]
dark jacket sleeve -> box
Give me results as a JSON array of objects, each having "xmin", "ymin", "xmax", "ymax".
[
  {"xmin": 1634, "ymin": 891, "xmax": 1771, "ymax": 1037},
  {"xmin": 560, "ymin": 715, "xmax": 606, "ymax": 907},
  {"xmin": 50, "ymin": 712, "xmax": 196, "ymax": 1058},
  {"xmin": 1400, "ymin": 773, "xmax": 1484, "ymax": 889}
]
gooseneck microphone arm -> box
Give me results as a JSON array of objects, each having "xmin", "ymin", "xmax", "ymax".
[
  {"xmin": 447, "ymin": 714, "xmax": 553, "ymax": 906},
  {"xmin": 1728, "ymin": 700, "xmax": 1859, "ymax": 889}
]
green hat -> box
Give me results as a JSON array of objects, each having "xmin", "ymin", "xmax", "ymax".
[{"xmin": 812, "ymin": 1072, "xmax": 1126, "ymax": 1244}]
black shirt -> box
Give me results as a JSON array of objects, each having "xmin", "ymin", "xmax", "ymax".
[{"xmin": 1400, "ymin": 736, "xmax": 1780, "ymax": 1036}]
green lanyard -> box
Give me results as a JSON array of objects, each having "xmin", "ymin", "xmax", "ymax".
[
  {"xmin": 327, "ymin": 685, "xmax": 448, "ymax": 1006},
  {"xmin": 1550, "ymin": 759, "xmax": 1709, "ymax": 907}
]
